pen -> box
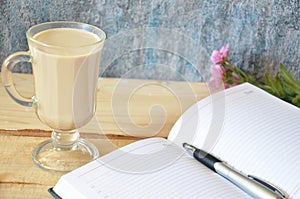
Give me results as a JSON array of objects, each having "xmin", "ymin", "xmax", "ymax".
[{"xmin": 183, "ymin": 143, "xmax": 285, "ymax": 199}]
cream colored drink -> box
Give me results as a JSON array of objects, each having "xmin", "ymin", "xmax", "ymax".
[{"xmin": 29, "ymin": 28, "xmax": 102, "ymax": 130}]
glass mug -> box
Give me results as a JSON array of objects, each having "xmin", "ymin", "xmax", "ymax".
[{"xmin": 1, "ymin": 21, "xmax": 106, "ymax": 172}]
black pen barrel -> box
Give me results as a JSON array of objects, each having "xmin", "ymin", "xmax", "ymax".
[{"xmin": 193, "ymin": 149, "xmax": 221, "ymax": 172}]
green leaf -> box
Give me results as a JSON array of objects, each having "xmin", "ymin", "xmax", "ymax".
[
  {"xmin": 279, "ymin": 64, "xmax": 300, "ymax": 89},
  {"xmin": 282, "ymin": 83, "xmax": 296, "ymax": 97},
  {"xmin": 292, "ymin": 95, "xmax": 300, "ymax": 106},
  {"xmin": 264, "ymin": 73, "xmax": 272, "ymax": 87},
  {"xmin": 226, "ymin": 79, "xmax": 233, "ymax": 85},
  {"xmin": 260, "ymin": 85, "xmax": 275, "ymax": 95},
  {"xmin": 234, "ymin": 67, "xmax": 248, "ymax": 80},
  {"xmin": 274, "ymin": 74, "xmax": 285, "ymax": 98},
  {"xmin": 266, "ymin": 74, "xmax": 280, "ymax": 97}
]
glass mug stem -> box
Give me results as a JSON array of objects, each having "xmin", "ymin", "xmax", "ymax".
[
  {"xmin": 52, "ymin": 130, "xmax": 80, "ymax": 150},
  {"xmin": 1, "ymin": 51, "xmax": 33, "ymax": 106}
]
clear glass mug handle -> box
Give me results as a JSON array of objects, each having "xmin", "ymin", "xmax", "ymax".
[{"xmin": 1, "ymin": 51, "xmax": 34, "ymax": 107}]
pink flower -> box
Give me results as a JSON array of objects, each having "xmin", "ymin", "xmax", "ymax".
[
  {"xmin": 220, "ymin": 43, "xmax": 229, "ymax": 57},
  {"xmin": 224, "ymin": 83, "xmax": 230, "ymax": 89},
  {"xmin": 210, "ymin": 64, "xmax": 224, "ymax": 79},
  {"xmin": 208, "ymin": 64, "xmax": 224, "ymax": 92},
  {"xmin": 210, "ymin": 44, "xmax": 229, "ymax": 65}
]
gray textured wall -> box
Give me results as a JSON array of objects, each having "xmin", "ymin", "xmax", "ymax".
[{"xmin": 0, "ymin": 0, "xmax": 299, "ymax": 82}]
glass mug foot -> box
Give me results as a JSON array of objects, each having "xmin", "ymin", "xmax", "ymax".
[{"xmin": 32, "ymin": 130, "xmax": 99, "ymax": 172}]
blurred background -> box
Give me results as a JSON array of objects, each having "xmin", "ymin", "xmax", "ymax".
[{"xmin": 0, "ymin": 0, "xmax": 299, "ymax": 82}]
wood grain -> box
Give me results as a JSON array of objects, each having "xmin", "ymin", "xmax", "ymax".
[{"xmin": 0, "ymin": 73, "xmax": 210, "ymax": 198}]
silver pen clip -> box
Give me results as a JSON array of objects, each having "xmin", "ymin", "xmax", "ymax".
[{"xmin": 248, "ymin": 175, "xmax": 287, "ymax": 199}]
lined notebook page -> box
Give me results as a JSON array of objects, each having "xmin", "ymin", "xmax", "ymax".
[
  {"xmin": 169, "ymin": 83, "xmax": 300, "ymax": 198},
  {"xmin": 54, "ymin": 138, "xmax": 249, "ymax": 199}
]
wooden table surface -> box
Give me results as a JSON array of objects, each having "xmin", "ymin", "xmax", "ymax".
[{"xmin": 0, "ymin": 73, "xmax": 210, "ymax": 199}]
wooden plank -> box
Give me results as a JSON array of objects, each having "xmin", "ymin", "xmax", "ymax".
[
  {"xmin": 0, "ymin": 73, "xmax": 210, "ymax": 198},
  {"xmin": 0, "ymin": 135, "xmax": 60, "ymax": 199},
  {"xmin": 0, "ymin": 73, "xmax": 210, "ymax": 137},
  {"xmin": 0, "ymin": 133, "xmax": 140, "ymax": 199}
]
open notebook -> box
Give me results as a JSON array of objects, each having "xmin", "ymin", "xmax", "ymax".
[{"xmin": 50, "ymin": 83, "xmax": 300, "ymax": 199}]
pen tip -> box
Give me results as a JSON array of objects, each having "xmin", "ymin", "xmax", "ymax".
[{"xmin": 182, "ymin": 143, "xmax": 196, "ymax": 152}]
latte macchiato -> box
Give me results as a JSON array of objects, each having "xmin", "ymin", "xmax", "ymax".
[
  {"xmin": 2, "ymin": 21, "xmax": 105, "ymax": 171},
  {"xmin": 29, "ymin": 28, "xmax": 102, "ymax": 130}
]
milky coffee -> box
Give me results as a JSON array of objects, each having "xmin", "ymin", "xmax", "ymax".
[{"xmin": 29, "ymin": 28, "xmax": 102, "ymax": 130}]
